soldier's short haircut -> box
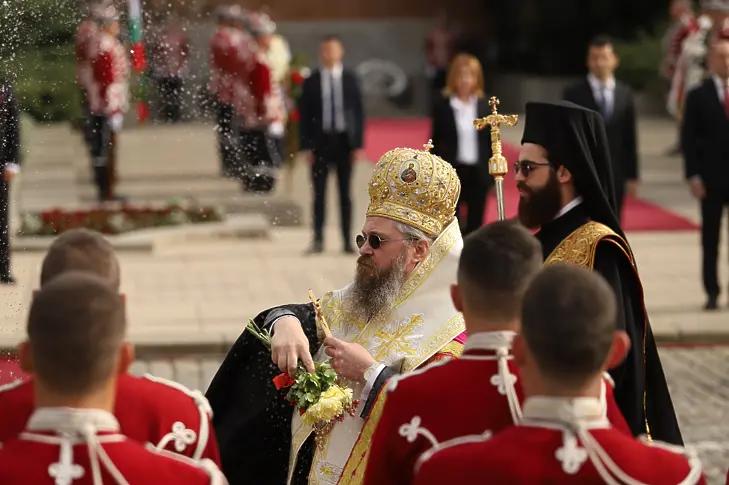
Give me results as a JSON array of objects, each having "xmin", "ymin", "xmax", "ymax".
[
  {"xmin": 521, "ymin": 264, "xmax": 617, "ymax": 387},
  {"xmin": 28, "ymin": 272, "xmax": 126, "ymax": 397},
  {"xmin": 457, "ymin": 220, "xmax": 543, "ymax": 322},
  {"xmin": 322, "ymin": 34, "xmax": 342, "ymax": 44},
  {"xmin": 40, "ymin": 229, "xmax": 120, "ymax": 290}
]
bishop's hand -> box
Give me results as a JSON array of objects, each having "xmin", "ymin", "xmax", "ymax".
[
  {"xmin": 271, "ymin": 317, "xmax": 315, "ymax": 377},
  {"xmin": 324, "ymin": 337, "xmax": 377, "ymax": 383}
]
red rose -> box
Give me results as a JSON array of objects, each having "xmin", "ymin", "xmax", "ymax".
[
  {"xmin": 272, "ymin": 373, "xmax": 296, "ymax": 390},
  {"xmin": 289, "ymin": 109, "xmax": 300, "ymax": 123},
  {"xmin": 291, "ymin": 71, "xmax": 305, "ymax": 85}
]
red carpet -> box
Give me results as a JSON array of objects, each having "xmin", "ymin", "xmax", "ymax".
[{"xmin": 365, "ymin": 119, "xmax": 698, "ymax": 232}]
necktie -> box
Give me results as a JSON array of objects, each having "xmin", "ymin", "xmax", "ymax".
[
  {"xmin": 599, "ymin": 86, "xmax": 612, "ymax": 121},
  {"xmin": 724, "ymin": 83, "xmax": 729, "ymax": 118},
  {"xmin": 329, "ymin": 71, "xmax": 337, "ymax": 132}
]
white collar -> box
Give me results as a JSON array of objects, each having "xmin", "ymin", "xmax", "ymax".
[
  {"xmin": 587, "ymin": 74, "xmax": 615, "ymax": 91},
  {"xmin": 449, "ymin": 95, "xmax": 478, "ymax": 110},
  {"xmin": 713, "ymin": 75, "xmax": 729, "ymax": 91},
  {"xmin": 322, "ymin": 64, "xmax": 343, "ymax": 77},
  {"xmin": 522, "ymin": 396, "xmax": 610, "ymax": 429},
  {"xmin": 555, "ymin": 196, "xmax": 583, "ymax": 220},
  {"xmin": 27, "ymin": 407, "xmax": 120, "ymax": 434},
  {"xmin": 463, "ymin": 330, "xmax": 516, "ymax": 353}
]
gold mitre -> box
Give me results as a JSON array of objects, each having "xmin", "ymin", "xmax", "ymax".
[{"xmin": 366, "ymin": 140, "xmax": 461, "ymax": 237}]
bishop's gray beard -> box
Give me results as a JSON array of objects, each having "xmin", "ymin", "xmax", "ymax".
[{"xmin": 344, "ymin": 250, "xmax": 408, "ymax": 323}]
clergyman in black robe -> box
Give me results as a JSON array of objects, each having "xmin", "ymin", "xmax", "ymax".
[
  {"xmin": 513, "ymin": 100, "xmax": 683, "ymax": 445},
  {"xmin": 205, "ymin": 143, "xmax": 467, "ymax": 485}
]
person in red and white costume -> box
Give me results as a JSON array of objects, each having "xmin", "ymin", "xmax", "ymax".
[
  {"xmin": 237, "ymin": 11, "xmax": 285, "ymax": 192},
  {"xmin": 87, "ymin": 5, "xmax": 129, "ymax": 202},
  {"xmin": 414, "ymin": 264, "xmax": 706, "ymax": 485},
  {"xmin": 75, "ymin": 2, "xmax": 107, "ymax": 154},
  {"xmin": 0, "ymin": 228, "xmax": 220, "ymax": 466},
  {"xmin": 0, "ymin": 272, "xmax": 226, "ymax": 485},
  {"xmin": 150, "ymin": 14, "xmax": 190, "ymax": 123},
  {"xmin": 361, "ymin": 221, "xmax": 631, "ymax": 485},
  {"xmin": 209, "ymin": 5, "xmax": 249, "ymax": 178}
]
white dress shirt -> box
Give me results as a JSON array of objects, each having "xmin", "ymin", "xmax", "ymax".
[
  {"xmin": 321, "ymin": 63, "xmax": 346, "ymax": 133},
  {"xmin": 713, "ymin": 74, "xmax": 729, "ymax": 104},
  {"xmin": 587, "ymin": 74, "xmax": 616, "ymax": 119},
  {"xmin": 555, "ymin": 196, "xmax": 584, "ymax": 220},
  {"xmin": 450, "ymin": 95, "xmax": 479, "ymax": 164}
]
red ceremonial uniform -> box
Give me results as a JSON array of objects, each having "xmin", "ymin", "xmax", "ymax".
[
  {"xmin": 0, "ymin": 408, "xmax": 225, "ymax": 485},
  {"xmin": 152, "ymin": 27, "xmax": 190, "ymax": 79},
  {"xmin": 364, "ymin": 331, "xmax": 631, "ymax": 485},
  {"xmin": 664, "ymin": 14, "xmax": 699, "ymax": 78},
  {"xmin": 88, "ymin": 31, "xmax": 129, "ymax": 116},
  {"xmin": 209, "ymin": 26, "xmax": 245, "ymax": 105},
  {"xmin": 414, "ymin": 396, "xmax": 705, "ymax": 485},
  {"xmin": 231, "ymin": 38, "xmax": 274, "ymax": 130},
  {"xmin": 0, "ymin": 373, "xmax": 220, "ymax": 465},
  {"xmin": 75, "ymin": 17, "xmax": 98, "ymax": 91}
]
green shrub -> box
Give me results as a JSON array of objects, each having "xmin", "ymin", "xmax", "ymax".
[
  {"xmin": 613, "ymin": 28, "xmax": 666, "ymax": 92},
  {"xmin": 2, "ymin": 44, "xmax": 81, "ymax": 123}
]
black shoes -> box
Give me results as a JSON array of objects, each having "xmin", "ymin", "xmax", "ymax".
[{"xmin": 704, "ymin": 295, "xmax": 719, "ymax": 311}]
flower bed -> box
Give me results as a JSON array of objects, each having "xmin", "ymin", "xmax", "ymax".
[{"xmin": 19, "ymin": 201, "xmax": 226, "ymax": 237}]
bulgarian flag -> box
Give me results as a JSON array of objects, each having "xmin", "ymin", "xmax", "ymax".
[{"xmin": 128, "ymin": 0, "xmax": 146, "ymax": 72}]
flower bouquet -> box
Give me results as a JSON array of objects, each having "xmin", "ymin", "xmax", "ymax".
[{"xmin": 246, "ymin": 316, "xmax": 359, "ymax": 443}]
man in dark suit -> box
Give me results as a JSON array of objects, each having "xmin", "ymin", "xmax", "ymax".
[
  {"xmin": 0, "ymin": 78, "xmax": 20, "ymax": 285},
  {"xmin": 682, "ymin": 38, "xmax": 729, "ymax": 310},
  {"xmin": 299, "ymin": 35, "xmax": 365, "ymax": 255},
  {"xmin": 563, "ymin": 35, "xmax": 640, "ymax": 221}
]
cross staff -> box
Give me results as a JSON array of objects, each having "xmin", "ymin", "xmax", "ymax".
[{"xmin": 473, "ymin": 96, "xmax": 519, "ymax": 221}]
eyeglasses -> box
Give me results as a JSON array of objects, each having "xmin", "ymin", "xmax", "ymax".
[
  {"xmin": 355, "ymin": 234, "xmax": 411, "ymax": 250},
  {"xmin": 514, "ymin": 161, "xmax": 551, "ymax": 177}
]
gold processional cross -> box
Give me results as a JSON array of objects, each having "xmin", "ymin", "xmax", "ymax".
[{"xmin": 473, "ymin": 96, "xmax": 519, "ymax": 221}]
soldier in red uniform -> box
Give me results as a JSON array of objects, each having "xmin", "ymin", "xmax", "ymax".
[
  {"xmin": 0, "ymin": 228, "xmax": 220, "ymax": 465},
  {"xmin": 88, "ymin": 5, "xmax": 129, "ymax": 202},
  {"xmin": 0, "ymin": 273, "xmax": 226, "ymax": 484},
  {"xmin": 210, "ymin": 5, "xmax": 244, "ymax": 177},
  {"xmin": 414, "ymin": 264, "xmax": 706, "ymax": 485},
  {"xmin": 150, "ymin": 15, "xmax": 190, "ymax": 123},
  {"xmin": 75, "ymin": 2, "xmax": 105, "ymax": 154},
  {"xmin": 362, "ymin": 221, "xmax": 630, "ymax": 485},
  {"xmin": 238, "ymin": 12, "xmax": 284, "ymax": 192}
]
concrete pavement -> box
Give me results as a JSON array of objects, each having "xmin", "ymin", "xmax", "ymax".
[{"xmin": 0, "ymin": 118, "xmax": 726, "ymax": 350}]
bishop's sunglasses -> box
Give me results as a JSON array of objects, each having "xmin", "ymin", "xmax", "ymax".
[
  {"xmin": 355, "ymin": 234, "xmax": 413, "ymax": 250},
  {"xmin": 514, "ymin": 160, "xmax": 551, "ymax": 177}
]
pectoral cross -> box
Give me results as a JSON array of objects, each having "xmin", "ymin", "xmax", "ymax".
[{"xmin": 473, "ymin": 96, "xmax": 519, "ymax": 221}]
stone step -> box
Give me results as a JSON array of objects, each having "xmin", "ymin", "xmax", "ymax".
[{"xmin": 11, "ymin": 214, "xmax": 270, "ymax": 254}]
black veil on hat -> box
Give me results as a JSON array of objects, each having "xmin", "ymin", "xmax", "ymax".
[{"xmin": 521, "ymin": 100, "xmax": 626, "ymax": 240}]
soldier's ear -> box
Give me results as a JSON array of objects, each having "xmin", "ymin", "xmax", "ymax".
[
  {"xmin": 17, "ymin": 340, "xmax": 33, "ymax": 374},
  {"xmin": 450, "ymin": 284, "xmax": 463, "ymax": 312},
  {"xmin": 605, "ymin": 330, "xmax": 631, "ymax": 370},
  {"xmin": 117, "ymin": 342, "xmax": 135, "ymax": 375},
  {"xmin": 512, "ymin": 333, "xmax": 527, "ymax": 369}
]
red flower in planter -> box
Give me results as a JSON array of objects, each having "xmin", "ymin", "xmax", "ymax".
[{"xmin": 289, "ymin": 109, "xmax": 300, "ymax": 123}]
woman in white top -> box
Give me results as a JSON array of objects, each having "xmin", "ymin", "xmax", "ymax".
[{"xmin": 430, "ymin": 53, "xmax": 493, "ymax": 235}]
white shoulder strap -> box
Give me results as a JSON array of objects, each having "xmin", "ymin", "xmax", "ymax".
[{"xmin": 142, "ymin": 374, "xmax": 212, "ymax": 461}]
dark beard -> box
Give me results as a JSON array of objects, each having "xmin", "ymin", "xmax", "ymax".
[
  {"xmin": 344, "ymin": 250, "xmax": 408, "ymax": 323},
  {"xmin": 517, "ymin": 170, "xmax": 563, "ymax": 229}
]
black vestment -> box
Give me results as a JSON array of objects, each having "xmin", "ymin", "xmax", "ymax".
[
  {"xmin": 523, "ymin": 101, "xmax": 683, "ymax": 446},
  {"xmin": 205, "ymin": 303, "xmax": 398, "ymax": 485}
]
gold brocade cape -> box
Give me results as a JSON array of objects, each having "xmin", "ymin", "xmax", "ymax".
[{"xmin": 286, "ymin": 219, "xmax": 466, "ymax": 485}]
